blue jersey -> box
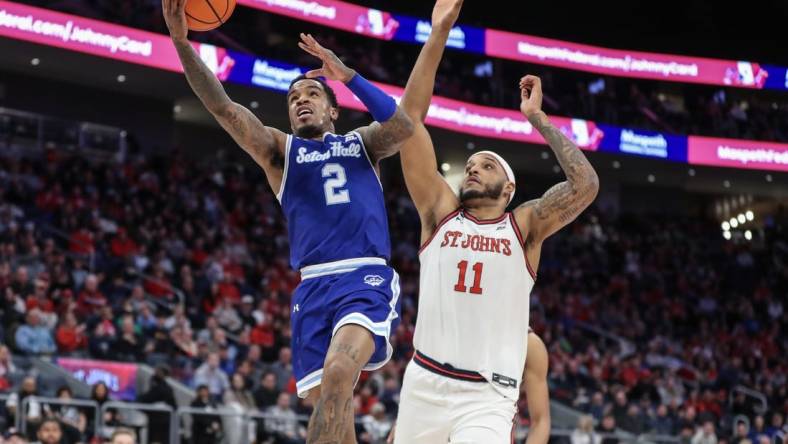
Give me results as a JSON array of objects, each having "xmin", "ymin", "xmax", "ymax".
[{"xmin": 277, "ymin": 131, "xmax": 391, "ymax": 270}]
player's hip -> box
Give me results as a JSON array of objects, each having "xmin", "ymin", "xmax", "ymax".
[{"xmin": 396, "ymin": 360, "xmax": 517, "ymax": 444}]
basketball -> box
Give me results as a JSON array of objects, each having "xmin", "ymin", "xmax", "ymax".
[{"xmin": 184, "ymin": 0, "xmax": 236, "ymax": 31}]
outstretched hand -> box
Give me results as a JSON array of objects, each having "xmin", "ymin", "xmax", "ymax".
[
  {"xmin": 520, "ymin": 75, "xmax": 544, "ymax": 119},
  {"xmin": 162, "ymin": 0, "xmax": 188, "ymax": 41},
  {"xmin": 298, "ymin": 33, "xmax": 356, "ymax": 83},
  {"xmin": 432, "ymin": 0, "xmax": 464, "ymax": 33}
]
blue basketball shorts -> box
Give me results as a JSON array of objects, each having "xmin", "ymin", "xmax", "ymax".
[{"xmin": 290, "ymin": 259, "xmax": 401, "ymax": 398}]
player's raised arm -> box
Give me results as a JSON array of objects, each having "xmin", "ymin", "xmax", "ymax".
[
  {"xmin": 523, "ymin": 332, "xmax": 551, "ymax": 444},
  {"xmin": 401, "ymin": 0, "xmax": 463, "ymax": 122},
  {"xmin": 513, "ymin": 76, "xmax": 599, "ymax": 246},
  {"xmin": 398, "ymin": 0, "xmax": 464, "ymax": 231},
  {"xmin": 163, "ymin": 0, "xmax": 285, "ymax": 177},
  {"xmin": 297, "ymin": 34, "xmax": 413, "ymax": 164}
]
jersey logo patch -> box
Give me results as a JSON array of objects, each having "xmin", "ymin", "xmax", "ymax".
[
  {"xmin": 363, "ymin": 275, "xmax": 385, "ymax": 287},
  {"xmin": 492, "ymin": 373, "xmax": 517, "ymax": 388}
]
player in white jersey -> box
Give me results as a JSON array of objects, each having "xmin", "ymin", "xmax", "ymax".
[
  {"xmin": 392, "ymin": 1, "xmax": 599, "ymax": 442},
  {"xmin": 387, "ymin": 329, "xmax": 551, "ymax": 444}
]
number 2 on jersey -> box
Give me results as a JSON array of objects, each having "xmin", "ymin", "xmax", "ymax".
[
  {"xmin": 454, "ymin": 260, "xmax": 484, "ymax": 294},
  {"xmin": 322, "ymin": 163, "xmax": 350, "ymax": 205}
]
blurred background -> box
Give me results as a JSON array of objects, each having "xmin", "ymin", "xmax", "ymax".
[{"xmin": 0, "ymin": 0, "xmax": 786, "ymax": 443}]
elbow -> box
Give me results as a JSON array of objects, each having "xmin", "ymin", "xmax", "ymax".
[
  {"xmin": 579, "ymin": 168, "xmax": 600, "ymax": 203},
  {"xmin": 209, "ymin": 99, "xmax": 235, "ymax": 118},
  {"xmin": 588, "ymin": 170, "xmax": 600, "ymax": 198}
]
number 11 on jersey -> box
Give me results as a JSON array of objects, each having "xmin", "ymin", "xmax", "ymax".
[{"xmin": 454, "ymin": 260, "xmax": 484, "ymax": 294}]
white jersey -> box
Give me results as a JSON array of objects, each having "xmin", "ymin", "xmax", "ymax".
[{"xmin": 414, "ymin": 209, "xmax": 536, "ymax": 400}]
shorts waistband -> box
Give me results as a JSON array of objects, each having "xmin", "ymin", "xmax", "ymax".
[
  {"xmin": 300, "ymin": 257, "xmax": 387, "ymax": 280},
  {"xmin": 413, "ymin": 350, "xmax": 486, "ymax": 383}
]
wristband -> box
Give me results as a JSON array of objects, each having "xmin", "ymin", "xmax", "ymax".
[{"xmin": 346, "ymin": 73, "xmax": 397, "ymax": 122}]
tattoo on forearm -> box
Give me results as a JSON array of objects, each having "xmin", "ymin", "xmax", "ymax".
[
  {"xmin": 368, "ymin": 108, "xmax": 413, "ymax": 161},
  {"xmin": 525, "ymin": 112, "xmax": 599, "ymax": 225},
  {"xmin": 173, "ymin": 39, "xmax": 229, "ymax": 112}
]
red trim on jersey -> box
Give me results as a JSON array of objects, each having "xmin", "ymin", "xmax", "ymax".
[
  {"xmin": 414, "ymin": 351, "xmax": 486, "ymax": 382},
  {"xmin": 418, "ymin": 209, "xmax": 462, "ymax": 254},
  {"xmin": 462, "ymin": 210, "xmax": 509, "ymax": 225},
  {"xmin": 508, "ymin": 213, "xmax": 537, "ymax": 281}
]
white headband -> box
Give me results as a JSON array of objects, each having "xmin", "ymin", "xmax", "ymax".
[{"xmin": 472, "ymin": 151, "xmax": 516, "ymax": 204}]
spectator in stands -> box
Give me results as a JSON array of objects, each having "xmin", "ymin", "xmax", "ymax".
[
  {"xmin": 0, "ymin": 344, "xmax": 16, "ymax": 390},
  {"xmin": 254, "ymin": 372, "xmax": 279, "ymax": 411},
  {"xmin": 193, "ymin": 352, "xmax": 229, "ymax": 400},
  {"xmin": 14, "ymin": 309, "xmax": 56, "ymax": 356},
  {"xmin": 76, "ymin": 274, "xmax": 106, "ymax": 318},
  {"xmin": 89, "ymin": 382, "xmax": 117, "ymax": 440},
  {"xmin": 3, "ymin": 430, "xmax": 29, "ymax": 444},
  {"xmin": 54, "ymin": 311, "xmax": 87, "ymax": 355},
  {"xmin": 222, "ymin": 372, "xmax": 255, "ymax": 444},
  {"xmin": 587, "ymin": 392, "xmax": 605, "ymax": 423},
  {"xmin": 619, "ymin": 404, "xmax": 646, "ymax": 435},
  {"xmin": 5, "ymin": 377, "xmax": 42, "ymax": 439},
  {"xmin": 571, "ymin": 415, "xmax": 602, "ymax": 444},
  {"xmin": 212, "ymin": 297, "xmax": 242, "ymax": 334},
  {"xmin": 32, "ymin": 418, "xmax": 62, "ymax": 444},
  {"xmin": 359, "ymin": 402, "xmax": 392, "ymax": 444},
  {"xmin": 45, "ymin": 386, "xmax": 86, "ymax": 444},
  {"xmin": 238, "ymin": 295, "xmax": 256, "ymax": 326},
  {"xmin": 110, "ymin": 228, "xmax": 138, "ymax": 259},
  {"xmin": 25, "ymin": 277, "xmax": 56, "ymax": 330},
  {"xmin": 113, "ymin": 314, "xmax": 143, "ymax": 362},
  {"xmin": 109, "ymin": 428, "xmax": 137, "ymax": 444},
  {"xmin": 190, "ymin": 385, "xmax": 223, "ymax": 444},
  {"xmin": 732, "ymin": 421, "xmax": 749, "ymax": 444},
  {"xmin": 597, "ymin": 414, "xmax": 619, "ymax": 444},
  {"xmin": 135, "ymin": 302, "xmax": 158, "ymax": 334},
  {"xmin": 223, "ymin": 372, "xmax": 255, "ymax": 410},
  {"xmin": 10, "ymin": 266, "xmax": 33, "ymax": 297},
  {"xmin": 765, "ymin": 412, "xmax": 783, "ymax": 438},
  {"xmin": 651, "ymin": 404, "xmax": 676, "ymax": 436},
  {"xmin": 239, "ymin": 344, "xmax": 265, "ymax": 383},
  {"xmin": 264, "ymin": 392, "xmax": 304, "ymax": 444},
  {"xmin": 136, "ymin": 366, "xmax": 176, "ymax": 444},
  {"xmin": 88, "ymin": 306, "xmax": 116, "ymax": 359},
  {"xmin": 692, "ymin": 420, "xmax": 718, "ymax": 444},
  {"xmin": 269, "ymin": 347, "xmax": 292, "ymax": 392},
  {"xmin": 747, "ymin": 416, "xmax": 768, "ymax": 442}
]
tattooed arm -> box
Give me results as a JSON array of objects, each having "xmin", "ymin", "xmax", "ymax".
[
  {"xmin": 513, "ymin": 76, "xmax": 599, "ymax": 263},
  {"xmin": 163, "ymin": 0, "xmax": 285, "ymax": 182},
  {"xmin": 355, "ymin": 108, "xmax": 415, "ymax": 164}
]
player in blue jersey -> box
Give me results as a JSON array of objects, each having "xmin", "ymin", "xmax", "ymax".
[{"xmin": 163, "ymin": 1, "xmax": 414, "ymax": 441}]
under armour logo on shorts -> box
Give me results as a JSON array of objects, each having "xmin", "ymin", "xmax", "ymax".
[
  {"xmin": 293, "ymin": 304, "xmax": 300, "ymax": 312},
  {"xmin": 363, "ymin": 275, "xmax": 385, "ymax": 287}
]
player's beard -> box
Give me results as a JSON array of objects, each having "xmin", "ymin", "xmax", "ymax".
[
  {"xmin": 294, "ymin": 123, "xmax": 324, "ymax": 139},
  {"xmin": 459, "ymin": 179, "xmax": 505, "ymax": 203}
]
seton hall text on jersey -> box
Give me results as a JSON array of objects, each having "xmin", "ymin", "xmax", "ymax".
[
  {"xmin": 295, "ymin": 141, "xmax": 363, "ymax": 164},
  {"xmin": 440, "ymin": 231, "xmax": 513, "ymax": 256}
]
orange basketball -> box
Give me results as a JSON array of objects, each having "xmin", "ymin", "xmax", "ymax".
[{"xmin": 184, "ymin": 0, "xmax": 236, "ymax": 31}]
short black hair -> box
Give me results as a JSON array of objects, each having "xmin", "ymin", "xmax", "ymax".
[
  {"xmin": 38, "ymin": 418, "xmax": 62, "ymax": 430},
  {"xmin": 288, "ymin": 75, "xmax": 339, "ymax": 108},
  {"xmin": 56, "ymin": 385, "xmax": 72, "ymax": 397}
]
